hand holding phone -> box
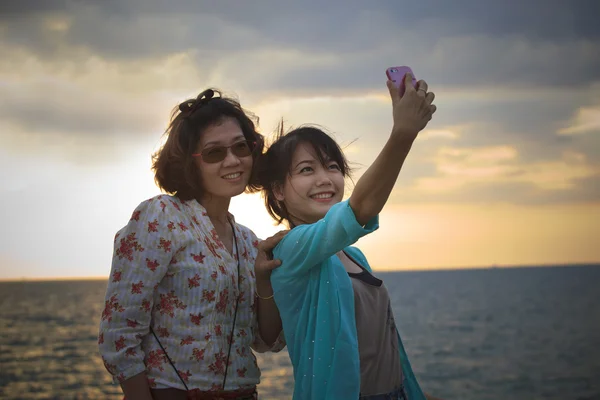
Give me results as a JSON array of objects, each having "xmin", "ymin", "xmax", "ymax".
[{"xmin": 386, "ymin": 66, "xmax": 417, "ymax": 97}]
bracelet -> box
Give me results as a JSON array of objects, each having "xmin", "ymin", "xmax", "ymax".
[{"xmin": 255, "ymin": 289, "xmax": 275, "ymax": 300}]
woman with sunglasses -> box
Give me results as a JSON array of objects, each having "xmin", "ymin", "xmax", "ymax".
[{"xmin": 99, "ymin": 89, "xmax": 286, "ymax": 400}]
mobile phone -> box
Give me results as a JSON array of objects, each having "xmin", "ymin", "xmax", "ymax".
[{"xmin": 386, "ymin": 66, "xmax": 417, "ymax": 96}]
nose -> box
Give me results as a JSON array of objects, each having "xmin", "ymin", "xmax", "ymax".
[
  {"xmin": 222, "ymin": 147, "xmax": 242, "ymax": 167},
  {"xmin": 315, "ymin": 169, "xmax": 333, "ymax": 187}
]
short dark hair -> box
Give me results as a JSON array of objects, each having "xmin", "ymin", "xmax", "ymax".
[
  {"xmin": 152, "ymin": 89, "xmax": 264, "ymax": 200},
  {"xmin": 258, "ymin": 123, "xmax": 351, "ymax": 225}
]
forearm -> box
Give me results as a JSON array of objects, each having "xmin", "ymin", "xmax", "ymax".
[
  {"xmin": 120, "ymin": 372, "xmax": 153, "ymax": 400},
  {"xmin": 255, "ymin": 277, "xmax": 283, "ymax": 346},
  {"xmin": 350, "ymin": 131, "xmax": 413, "ymax": 225}
]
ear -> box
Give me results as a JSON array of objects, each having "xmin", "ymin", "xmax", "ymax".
[{"xmin": 273, "ymin": 183, "xmax": 285, "ymax": 202}]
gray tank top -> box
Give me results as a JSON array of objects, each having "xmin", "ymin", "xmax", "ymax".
[{"xmin": 347, "ymin": 253, "xmax": 403, "ymax": 396}]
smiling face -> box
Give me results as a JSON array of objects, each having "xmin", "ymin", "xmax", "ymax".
[
  {"xmin": 274, "ymin": 142, "xmax": 345, "ymax": 225},
  {"xmin": 194, "ymin": 117, "xmax": 253, "ymax": 201}
]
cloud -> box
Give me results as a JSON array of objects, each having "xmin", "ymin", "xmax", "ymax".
[{"xmin": 399, "ymin": 145, "xmax": 600, "ymax": 204}]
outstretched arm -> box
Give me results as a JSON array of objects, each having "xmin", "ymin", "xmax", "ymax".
[{"xmin": 350, "ymin": 75, "xmax": 436, "ymax": 226}]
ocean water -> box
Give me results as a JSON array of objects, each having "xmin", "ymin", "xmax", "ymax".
[{"xmin": 1, "ymin": 265, "xmax": 599, "ymax": 400}]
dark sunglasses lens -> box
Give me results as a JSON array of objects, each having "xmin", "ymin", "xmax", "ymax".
[
  {"xmin": 202, "ymin": 147, "xmax": 227, "ymax": 163},
  {"xmin": 232, "ymin": 141, "xmax": 252, "ymax": 157}
]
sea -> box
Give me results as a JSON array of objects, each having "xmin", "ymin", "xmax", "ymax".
[{"xmin": 1, "ymin": 265, "xmax": 599, "ymax": 400}]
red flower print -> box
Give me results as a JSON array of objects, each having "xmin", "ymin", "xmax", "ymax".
[
  {"xmin": 98, "ymin": 333, "xmax": 104, "ymax": 344},
  {"xmin": 237, "ymin": 367, "xmax": 247, "ymax": 377},
  {"xmin": 191, "ymin": 252, "xmax": 205, "ymax": 263},
  {"xmin": 159, "ymin": 201, "xmax": 166, "ymax": 212},
  {"xmin": 125, "ymin": 348, "xmax": 137, "ymax": 357},
  {"xmin": 203, "ymin": 236, "xmax": 221, "ymax": 258},
  {"xmin": 157, "ymin": 326, "xmax": 170, "ymax": 337},
  {"xmin": 215, "ymin": 289, "xmax": 229, "ymax": 314},
  {"xmin": 202, "ymin": 289, "xmax": 216, "ymax": 302},
  {"xmin": 204, "ymin": 332, "xmax": 212, "ymax": 340},
  {"xmin": 156, "ymin": 291, "xmax": 187, "ymax": 317},
  {"xmin": 210, "ymin": 230, "xmax": 224, "ymax": 248},
  {"xmin": 190, "ymin": 348, "xmax": 205, "ymax": 361},
  {"xmin": 210, "ymin": 383, "xmax": 222, "ymax": 391},
  {"xmin": 214, "ymin": 325, "xmax": 222, "ymax": 336},
  {"xmin": 236, "ymin": 347, "xmax": 247, "ymax": 358},
  {"xmin": 180, "ymin": 336, "xmax": 195, "ymax": 346},
  {"xmin": 148, "ymin": 378, "xmax": 156, "ymax": 388},
  {"xmin": 237, "ymin": 329, "xmax": 247, "ymax": 338},
  {"xmin": 252, "ymin": 240, "xmax": 259, "ymax": 248},
  {"xmin": 208, "ymin": 350, "xmax": 228, "ymax": 376},
  {"xmin": 167, "ymin": 221, "xmax": 176, "ymax": 232},
  {"xmin": 131, "ymin": 210, "xmax": 141, "ymax": 221},
  {"xmin": 126, "ymin": 319, "xmax": 139, "ymax": 328},
  {"xmin": 178, "ymin": 222, "xmax": 188, "ymax": 231},
  {"xmin": 178, "ymin": 369, "xmax": 192, "ymax": 383},
  {"xmin": 211, "ymin": 271, "xmax": 218, "ymax": 281},
  {"xmin": 117, "ymin": 373, "xmax": 126, "ymax": 382},
  {"xmin": 238, "ymin": 291, "xmax": 246, "ymax": 303},
  {"xmin": 115, "ymin": 336, "xmax": 126, "ymax": 351},
  {"xmin": 192, "ymin": 216, "xmax": 200, "ymax": 225},
  {"xmin": 158, "ymin": 238, "xmax": 172, "ymax": 253},
  {"xmin": 112, "ymin": 270, "xmax": 122, "ymax": 282},
  {"xmin": 131, "ymin": 281, "xmax": 144, "ymax": 294},
  {"xmin": 190, "ymin": 312, "xmax": 204, "ymax": 325},
  {"xmin": 218, "ymin": 265, "xmax": 227, "ymax": 275},
  {"xmin": 241, "ymin": 248, "xmax": 249, "ymax": 261},
  {"xmin": 170, "ymin": 200, "xmax": 181, "ymax": 211},
  {"xmin": 145, "ymin": 349, "xmax": 167, "ymax": 371},
  {"xmin": 140, "ymin": 299, "xmax": 151, "ymax": 313},
  {"xmin": 148, "ymin": 219, "xmax": 159, "ymax": 232},
  {"xmin": 101, "ymin": 295, "xmax": 125, "ymax": 322},
  {"xmin": 116, "ymin": 233, "xmax": 145, "ymax": 261},
  {"xmin": 188, "ymin": 274, "xmax": 201, "ymax": 288},
  {"xmin": 146, "ymin": 258, "xmax": 159, "ymax": 272}
]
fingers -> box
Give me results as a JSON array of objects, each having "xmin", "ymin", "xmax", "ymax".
[
  {"xmin": 416, "ymin": 80, "xmax": 428, "ymax": 93},
  {"xmin": 257, "ymin": 230, "xmax": 289, "ymax": 252},
  {"xmin": 260, "ymin": 258, "xmax": 282, "ymax": 271},
  {"xmin": 425, "ymin": 91, "xmax": 435, "ymax": 105},
  {"xmin": 403, "ymin": 73, "xmax": 416, "ymax": 94}
]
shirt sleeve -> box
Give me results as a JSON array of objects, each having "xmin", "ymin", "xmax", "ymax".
[
  {"xmin": 98, "ymin": 197, "xmax": 181, "ymax": 383},
  {"xmin": 272, "ymin": 199, "xmax": 378, "ymax": 281}
]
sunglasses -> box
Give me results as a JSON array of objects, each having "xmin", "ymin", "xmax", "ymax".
[{"xmin": 192, "ymin": 140, "xmax": 255, "ymax": 164}]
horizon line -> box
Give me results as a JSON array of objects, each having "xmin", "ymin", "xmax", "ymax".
[{"xmin": 0, "ymin": 262, "xmax": 598, "ymax": 282}]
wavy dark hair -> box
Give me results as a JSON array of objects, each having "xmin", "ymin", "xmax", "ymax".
[
  {"xmin": 258, "ymin": 123, "xmax": 351, "ymax": 225},
  {"xmin": 152, "ymin": 89, "xmax": 264, "ymax": 201}
]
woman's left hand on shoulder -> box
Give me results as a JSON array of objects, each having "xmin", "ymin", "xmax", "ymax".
[{"xmin": 254, "ymin": 230, "xmax": 289, "ymax": 281}]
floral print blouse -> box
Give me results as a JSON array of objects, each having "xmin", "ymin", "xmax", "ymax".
[{"xmin": 98, "ymin": 194, "xmax": 284, "ymax": 391}]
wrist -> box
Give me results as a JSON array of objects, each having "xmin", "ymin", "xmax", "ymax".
[{"xmin": 389, "ymin": 128, "xmax": 415, "ymax": 150}]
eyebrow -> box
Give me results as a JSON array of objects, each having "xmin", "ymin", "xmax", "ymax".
[
  {"xmin": 293, "ymin": 159, "xmax": 316, "ymax": 170},
  {"xmin": 203, "ymin": 135, "xmax": 246, "ymax": 148}
]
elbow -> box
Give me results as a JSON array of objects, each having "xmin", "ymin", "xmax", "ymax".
[{"xmin": 349, "ymin": 197, "xmax": 380, "ymax": 226}]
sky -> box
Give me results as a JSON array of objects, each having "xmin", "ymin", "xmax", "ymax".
[{"xmin": 1, "ymin": 0, "xmax": 599, "ymax": 279}]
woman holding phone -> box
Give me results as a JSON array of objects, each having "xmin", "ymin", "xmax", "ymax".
[{"xmin": 257, "ymin": 73, "xmax": 442, "ymax": 400}]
